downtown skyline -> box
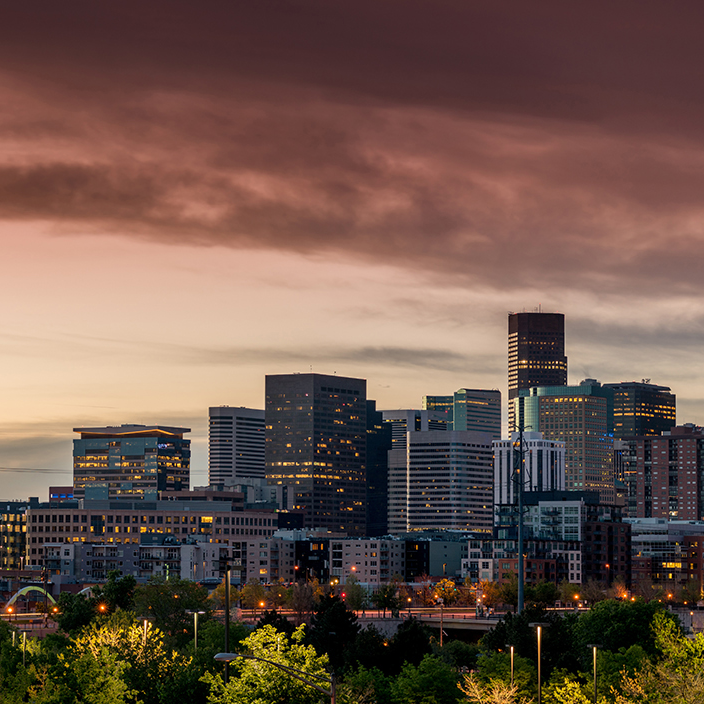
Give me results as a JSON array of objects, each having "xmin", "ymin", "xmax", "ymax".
[{"xmin": 2, "ymin": 1, "xmax": 704, "ymax": 498}]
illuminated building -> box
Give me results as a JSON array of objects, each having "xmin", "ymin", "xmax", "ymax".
[
  {"xmin": 208, "ymin": 406, "xmax": 265, "ymax": 483},
  {"xmin": 424, "ymin": 389, "xmax": 501, "ymax": 440},
  {"xmin": 514, "ymin": 380, "xmax": 614, "ymax": 502},
  {"xmin": 387, "ymin": 430, "xmax": 494, "ymax": 533},
  {"xmin": 265, "ymin": 373, "xmax": 367, "ymax": 535},
  {"xmin": 72, "ymin": 425, "xmax": 191, "ymax": 501},
  {"xmin": 493, "ymin": 432, "xmax": 566, "ymax": 505},
  {"xmin": 508, "ymin": 311, "xmax": 567, "ymax": 431},
  {"xmin": 603, "ymin": 381, "xmax": 676, "ymax": 439}
]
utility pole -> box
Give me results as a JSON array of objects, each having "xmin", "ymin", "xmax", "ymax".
[{"xmin": 513, "ymin": 423, "xmax": 528, "ymax": 613}]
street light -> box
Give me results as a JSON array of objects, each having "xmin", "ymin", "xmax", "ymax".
[
  {"xmin": 529, "ymin": 622, "xmax": 549, "ymax": 704},
  {"xmin": 506, "ymin": 643, "xmax": 515, "ymax": 686},
  {"xmin": 214, "ymin": 652, "xmax": 336, "ymax": 704},
  {"xmin": 586, "ymin": 644, "xmax": 600, "ymax": 704},
  {"xmin": 186, "ymin": 610, "xmax": 206, "ymax": 651},
  {"xmin": 437, "ymin": 597, "xmax": 444, "ymax": 647}
]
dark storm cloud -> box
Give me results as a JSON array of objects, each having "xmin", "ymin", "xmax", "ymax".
[{"xmin": 3, "ymin": 1, "xmax": 704, "ymax": 293}]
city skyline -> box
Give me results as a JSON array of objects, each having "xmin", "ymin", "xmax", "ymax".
[{"xmin": 2, "ymin": 2, "xmax": 704, "ymax": 498}]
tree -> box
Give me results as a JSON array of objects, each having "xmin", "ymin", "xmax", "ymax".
[
  {"xmin": 255, "ymin": 609, "xmax": 296, "ymax": 637},
  {"xmin": 308, "ymin": 594, "xmax": 360, "ymax": 673},
  {"xmin": 240, "ymin": 579, "xmax": 267, "ymax": 615},
  {"xmin": 372, "ymin": 584, "xmax": 401, "ymax": 617},
  {"xmin": 434, "ymin": 579, "xmax": 460, "ymax": 606},
  {"xmin": 459, "ymin": 674, "xmax": 526, "ymax": 704},
  {"xmin": 339, "ymin": 665, "xmax": 392, "ymax": 704},
  {"xmin": 679, "ymin": 579, "xmax": 701, "ymax": 605},
  {"xmin": 475, "ymin": 651, "xmax": 536, "ymax": 701},
  {"xmin": 579, "ymin": 579, "xmax": 607, "ymax": 605},
  {"xmin": 268, "ymin": 579, "xmax": 291, "ymax": 608},
  {"xmin": 133, "ymin": 575, "xmax": 211, "ymax": 646},
  {"xmin": 344, "ymin": 575, "xmax": 368, "ymax": 612},
  {"xmin": 207, "ymin": 578, "xmax": 240, "ymax": 611},
  {"xmin": 527, "ymin": 581, "xmax": 559, "ymax": 608},
  {"xmin": 290, "ymin": 580, "xmax": 315, "ymax": 625},
  {"xmin": 388, "ymin": 617, "xmax": 433, "ymax": 673},
  {"xmin": 92, "ymin": 570, "xmax": 137, "ymax": 612},
  {"xmin": 203, "ymin": 625, "xmax": 332, "ymax": 704},
  {"xmin": 480, "ymin": 581, "xmax": 503, "ymax": 610},
  {"xmin": 390, "ymin": 654, "xmax": 461, "ymax": 704},
  {"xmin": 558, "ymin": 580, "xmax": 582, "ymax": 605},
  {"xmin": 343, "ymin": 624, "xmax": 389, "ymax": 673},
  {"xmin": 54, "ymin": 591, "xmax": 98, "ymax": 634}
]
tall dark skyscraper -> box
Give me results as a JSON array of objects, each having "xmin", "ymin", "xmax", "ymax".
[
  {"xmin": 265, "ymin": 373, "xmax": 367, "ymax": 535},
  {"xmin": 508, "ymin": 311, "xmax": 567, "ymax": 431},
  {"xmin": 603, "ymin": 381, "xmax": 676, "ymax": 439},
  {"xmin": 365, "ymin": 400, "xmax": 392, "ymax": 536}
]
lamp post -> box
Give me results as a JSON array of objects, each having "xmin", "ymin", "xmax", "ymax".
[
  {"xmin": 437, "ymin": 597, "xmax": 444, "ymax": 647},
  {"xmin": 186, "ymin": 610, "xmax": 206, "ymax": 651},
  {"xmin": 586, "ymin": 644, "xmax": 600, "ymax": 704},
  {"xmin": 529, "ymin": 622, "xmax": 549, "ymax": 704},
  {"xmin": 507, "ymin": 643, "xmax": 515, "ymax": 686},
  {"xmin": 214, "ymin": 652, "xmax": 336, "ymax": 704},
  {"xmin": 142, "ymin": 618, "xmax": 150, "ymax": 647}
]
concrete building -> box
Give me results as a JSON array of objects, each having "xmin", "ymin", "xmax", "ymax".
[
  {"xmin": 424, "ymin": 389, "xmax": 501, "ymax": 440},
  {"xmin": 265, "ymin": 373, "xmax": 368, "ymax": 535},
  {"xmin": 73, "ymin": 425, "xmax": 191, "ymax": 501},
  {"xmin": 330, "ymin": 537, "xmax": 406, "ymax": 586},
  {"xmin": 26, "ymin": 494, "xmax": 276, "ymax": 569},
  {"xmin": 493, "ymin": 432, "xmax": 566, "ymax": 506},
  {"xmin": 382, "ymin": 409, "xmax": 448, "ymax": 450},
  {"xmin": 604, "ymin": 381, "xmax": 676, "ymax": 440},
  {"xmin": 388, "ymin": 430, "xmax": 494, "ymax": 533},
  {"xmin": 508, "ymin": 311, "xmax": 567, "ymax": 431},
  {"xmin": 514, "ymin": 379, "xmax": 615, "ymax": 502},
  {"xmin": 621, "ymin": 425, "xmax": 704, "ymax": 521},
  {"xmin": 208, "ymin": 406, "xmax": 265, "ymax": 484}
]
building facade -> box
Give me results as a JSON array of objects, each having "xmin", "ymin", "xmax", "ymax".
[
  {"xmin": 388, "ymin": 430, "xmax": 494, "ymax": 533},
  {"xmin": 604, "ymin": 381, "xmax": 676, "ymax": 440},
  {"xmin": 73, "ymin": 425, "xmax": 191, "ymax": 501},
  {"xmin": 265, "ymin": 373, "xmax": 367, "ymax": 535},
  {"xmin": 515, "ymin": 380, "xmax": 615, "ymax": 502},
  {"xmin": 208, "ymin": 407, "xmax": 265, "ymax": 484},
  {"xmin": 508, "ymin": 311, "xmax": 567, "ymax": 431},
  {"xmin": 493, "ymin": 432, "xmax": 566, "ymax": 506}
]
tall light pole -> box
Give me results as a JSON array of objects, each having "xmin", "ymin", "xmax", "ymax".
[
  {"xmin": 186, "ymin": 610, "xmax": 206, "ymax": 651},
  {"xmin": 587, "ymin": 644, "xmax": 600, "ymax": 704},
  {"xmin": 507, "ymin": 644, "xmax": 515, "ymax": 686},
  {"xmin": 215, "ymin": 653, "xmax": 336, "ymax": 704},
  {"xmin": 529, "ymin": 622, "xmax": 549, "ymax": 704},
  {"xmin": 514, "ymin": 425, "xmax": 529, "ymax": 613},
  {"xmin": 437, "ymin": 597, "xmax": 444, "ymax": 647}
]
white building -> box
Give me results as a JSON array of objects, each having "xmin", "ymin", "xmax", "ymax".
[
  {"xmin": 388, "ymin": 430, "xmax": 494, "ymax": 533},
  {"xmin": 209, "ymin": 406, "xmax": 265, "ymax": 483},
  {"xmin": 330, "ymin": 538, "xmax": 406, "ymax": 586},
  {"xmin": 493, "ymin": 432, "xmax": 566, "ymax": 506}
]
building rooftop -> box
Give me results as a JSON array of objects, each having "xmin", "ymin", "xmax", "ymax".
[{"xmin": 73, "ymin": 424, "xmax": 191, "ymax": 438}]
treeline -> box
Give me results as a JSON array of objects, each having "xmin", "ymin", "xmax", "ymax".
[{"xmin": 1, "ymin": 571, "xmax": 703, "ymax": 703}]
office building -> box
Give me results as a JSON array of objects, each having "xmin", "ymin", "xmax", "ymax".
[
  {"xmin": 603, "ymin": 381, "xmax": 676, "ymax": 439},
  {"xmin": 265, "ymin": 373, "xmax": 367, "ymax": 535},
  {"xmin": 493, "ymin": 432, "xmax": 566, "ymax": 506},
  {"xmin": 382, "ymin": 409, "xmax": 449, "ymax": 450},
  {"xmin": 73, "ymin": 425, "xmax": 191, "ymax": 501},
  {"xmin": 508, "ymin": 311, "xmax": 567, "ymax": 431},
  {"xmin": 387, "ymin": 430, "xmax": 494, "ymax": 533},
  {"xmin": 366, "ymin": 401, "xmax": 393, "ymax": 536},
  {"xmin": 621, "ymin": 424, "xmax": 704, "ymax": 521},
  {"xmin": 424, "ymin": 389, "xmax": 501, "ymax": 439},
  {"xmin": 0, "ymin": 500, "xmax": 33, "ymax": 570},
  {"xmin": 514, "ymin": 379, "xmax": 615, "ymax": 502},
  {"xmin": 208, "ymin": 406, "xmax": 265, "ymax": 483}
]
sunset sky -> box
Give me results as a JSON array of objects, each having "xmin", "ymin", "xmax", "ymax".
[{"xmin": 3, "ymin": 1, "xmax": 704, "ymax": 498}]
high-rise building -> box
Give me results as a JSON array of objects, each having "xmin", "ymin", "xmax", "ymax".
[
  {"xmin": 621, "ymin": 424, "xmax": 704, "ymax": 521},
  {"xmin": 424, "ymin": 389, "xmax": 501, "ymax": 440},
  {"xmin": 265, "ymin": 373, "xmax": 367, "ymax": 535},
  {"xmin": 366, "ymin": 400, "xmax": 392, "ymax": 536},
  {"xmin": 514, "ymin": 379, "xmax": 614, "ymax": 502},
  {"xmin": 493, "ymin": 432, "xmax": 566, "ymax": 506},
  {"xmin": 73, "ymin": 425, "xmax": 191, "ymax": 501},
  {"xmin": 603, "ymin": 381, "xmax": 676, "ymax": 439},
  {"xmin": 387, "ymin": 430, "xmax": 494, "ymax": 533},
  {"xmin": 382, "ymin": 409, "xmax": 449, "ymax": 450},
  {"xmin": 208, "ymin": 406, "xmax": 265, "ymax": 484},
  {"xmin": 508, "ymin": 312, "xmax": 567, "ymax": 431}
]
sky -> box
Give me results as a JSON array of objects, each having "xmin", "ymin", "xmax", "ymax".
[{"xmin": 3, "ymin": 1, "xmax": 704, "ymax": 499}]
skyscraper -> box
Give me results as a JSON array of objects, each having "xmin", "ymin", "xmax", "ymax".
[
  {"xmin": 508, "ymin": 311, "xmax": 567, "ymax": 431},
  {"xmin": 387, "ymin": 430, "xmax": 494, "ymax": 533},
  {"xmin": 73, "ymin": 425, "xmax": 191, "ymax": 501},
  {"xmin": 423, "ymin": 389, "xmax": 501, "ymax": 440},
  {"xmin": 603, "ymin": 381, "xmax": 676, "ymax": 439},
  {"xmin": 265, "ymin": 373, "xmax": 367, "ymax": 535},
  {"xmin": 514, "ymin": 379, "xmax": 614, "ymax": 502},
  {"xmin": 366, "ymin": 400, "xmax": 392, "ymax": 536},
  {"xmin": 208, "ymin": 406, "xmax": 265, "ymax": 484}
]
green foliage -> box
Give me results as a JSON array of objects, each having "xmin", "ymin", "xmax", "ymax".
[
  {"xmin": 308, "ymin": 594, "xmax": 360, "ymax": 673},
  {"xmin": 387, "ymin": 617, "xmax": 433, "ymax": 673},
  {"xmin": 343, "ymin": 575, "xmax": 368, "ymax": 612},
  {"xmin": 240, "ymin": 579, "xmax": 267, "ymax": 612},
  {"xmin": 340, "ymin": 665, "xmax": 392, "ymax": 704},
  {"xmin": 432, "ymin": 638, "xmax": 480, "ymax": 671},
  {"xmin": 459, "ymin": 674, "xmax": 526, "ymax": 704},
  {"xmin": 372, "ymin": 584, "xmax": 402, "ymax": 617},
  {"xmin": 342, "ymin": 624, "xmax": 389, "ymax": 673},
  {"xmin": 390, "ymin": 654, "xmax": 461, "ymax": 704},
  {"xmin": 572, "ymin": 598, "xmax": 680, "ymax": 661},
  {"xmin": 92, "ymin": 570, "xmax": 137, "ymax": 612},
  {"xmin": 54, "ymin": 592, "xmax": 98, "ymax": 634},
  {"xmin": 204, "ymin": 625, "xmax": 332, "ymax": 704},
  {"xmin": 475, "ymin": 651, "xmax": 536, "ymax": 701},
  {"xmin": 134, "ymin": 575, "xmax": 211, "ymax": 646},
  {"xmin": 255, "ymin": 609, "xmax": 295, "ymax": 637},
  {"xmin": 434, "ymin": 579, "xmax": 461, "ymax": 606},
  {"xmin": 526, "ymin": 581, "xmax": 559, "ymax": 608}
]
